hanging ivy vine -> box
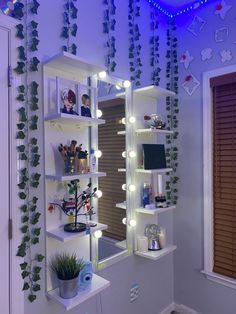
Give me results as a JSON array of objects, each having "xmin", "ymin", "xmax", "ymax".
[
  {"xmin": 102, "ymin": 0, "xmax": 117, "ymax": 72},
  {"xmin": 61, "ymin": 0, "xmax": 78, "ymax": 55},
  {"xmin": 15, "ymin": 0, "xmax": 44, "ymax": 303},
  {"xmin": 165, "ymin": 19, "xmax": 179, "ymax": 205},
  {"xmin": 150, "ymin": 6, "xmax": 161, "ymax": 86},
  {"xmin": 128, "ymin": 0, "xmax": 142, "ymax": 86}
]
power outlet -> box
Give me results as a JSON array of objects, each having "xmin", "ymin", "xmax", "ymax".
[{"xmin": 130, "ymin": 283, "xmax": 139, "ymax": 303}]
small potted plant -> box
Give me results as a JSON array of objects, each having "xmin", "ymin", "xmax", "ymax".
[{"xmin": 50, "ymin": 252, "xmax": 85, "ymax": 299}]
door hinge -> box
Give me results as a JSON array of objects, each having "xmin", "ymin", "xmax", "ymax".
[
  {"xmin": 8, "ymin": 65, "xmax": 13, "ymax": 87},
  {"xmin": 8, "ymin": 219, "xmax": 13, "ymax": 240}
]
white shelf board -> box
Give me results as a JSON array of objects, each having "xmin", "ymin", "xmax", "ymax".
[
  {"xmin": 135, "ymin": 168, "xmax": 172, "ymax": 174},
  {"xmin": 116, "ymin": 240, "xmax": 127, "ymax": 250},
  {"xmin": 134, "ymin": 85, "xmax": 175, "ymax": 99},
  {"xmin": 44, "ymin": 51, "xmax": 106, "ymax": 79},
  {"xmin": 44, "ymin": 113, "xmax": 105, "ymax": 127},
  {"xmin": 116, "ymin": 202, "xmax": 126, "ymax": 210},
  {"xmin": 117, "ymin": 130, "xmax": 126, "ymax": 135},
  {"xmin": 47, "ymin": 274, "xmax": 110, "ymax": 311},
  {"xmin": 115, "ymin": 92, "xmax": 126, "ymax": 99},
  {"xmin": 46, "ymin": 172, "xmax": 106, "ymax": 181},
  {"xmin": 135, "ymin": 128, "xmax": 173, "ymax": 135},
  {"xmin": 118, "ymin": 168, "xmax": 126, "ymax": 172},
  {"xmin": 46, "ymin": 222, "xmax": 108, "ymax": 242},
  {"xmin": 136, "ymin": 205, "xmax": 176, "ymax": 215},
  {"xmin": 135, "ymin": 245, "xmax": 177, "ymax": 261}
]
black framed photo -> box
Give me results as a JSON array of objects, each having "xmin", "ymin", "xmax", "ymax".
[{"xmin": 143, "ymin": 144, "xmax": 167, "ymax": 170}]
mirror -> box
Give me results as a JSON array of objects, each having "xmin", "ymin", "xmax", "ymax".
[{"xmin": 96, "ymin": 79, "xmax": 127, "ymax": 262}]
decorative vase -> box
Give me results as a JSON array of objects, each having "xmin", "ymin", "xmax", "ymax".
[
  {"xmin": 58, "ymin": 277, "xmax": 78, "ymax": 299},
  {"xmin": 65, "ymin": 157, "xmax": 75, "ymax": 174},
  {"xmin": 77, "ymin": 158, "xmax": 88, "ymax": 174}
]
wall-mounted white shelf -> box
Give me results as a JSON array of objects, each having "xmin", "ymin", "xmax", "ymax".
[
  {"xmin": 117, "ymin": 130, "xmax": 126, "ymax": 135},
  {"xmin": 135, "ymin": 245, "xmax": 177, "ymax": 261},
  {"xmin": 135, "ymin": 168, "xmax": 172, "ymax": 174},
  {"xmin": 116, "ymin": 202, "xmax": 126, "ymax": 210},
  {"xmin": 46, "ymin": 222, "xmax": 108, "ymax": 242},
  {"xmin": 44, "ymin": 51, "xmax": 106, "ymax": 80},
  {"xmin": 136, "ymin": 206, "xmax": 176, "ymax": 215},
  {"xmin": 118, "ymin": 168, "xmax": 126, "ymax": 173},
  {"xmin": 45, "ymin": 113, "xmax": 105, "ymax": 127},
  {"xmin": 47, "ymin": 274, "xmax": 110, "ymax": 311},
  {"xmin": 46, "ymin": 172, "xmax": 106, "ymax": 181},
  {"xmin": 116, "ymin": 240, "xmax": 127, "ymax": 249},
  {"xmin": 133, "ymin": 85, "xmax": 175, "ymax": 99},
  {"xmin": 135, "ymin": 128, "xmax": 173, "ymax": 135}
]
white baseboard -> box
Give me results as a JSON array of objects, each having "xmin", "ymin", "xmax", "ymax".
[{"xmin": 159, "ymin": 303, "xmax": 199, "ymax": 314}]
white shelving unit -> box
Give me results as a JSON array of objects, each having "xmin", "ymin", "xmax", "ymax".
[
  {"xmin": 136, "ymin": 206, "xmax": 176, "ymax": 215},
  {"xmin": 118, "ymin": 168, "xmax": 126, "ymax": 173},
  {"xmin": 46, "ymin": 222, "xmax": 108, "ymax": 242},
  {"xmin": 45, "ymin": 113, "xmax": 105, "ymax": 127},
  {"xmin": 133, "ymin": 85, "xmax": 176, "ymax": 99},
  {"xmin": 135, "ymin": 168, "xmax": 173, "ymax": 174},
  {"xmin": 47, "ymin": 274, "xmax": 110, "ymax": 311},
  {"xmin": 46, "ymin": 172, "xmax": 106, "ymax": 181},
  {"xmin": 116, "ymin": 202, "xmax": 126, "ymax": 210},
  {"xmin": 135, "ymin": 128, "xmax": 173, "ymax": 135},
  {"xmin": 135, "ymin": 245, "xmax": 177, "ymax": 261}
]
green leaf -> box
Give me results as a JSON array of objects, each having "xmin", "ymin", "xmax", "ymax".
[
  {"xmin": 28, "ymin": 294, "xmax": 37, "ymax": 303},
  {"xmin": 31, "ymin": 237, "xmax": 39, "ymax": 245},
  {"xmin": 19, "ymin": 192, "xmax": 27, "ymax": 200},
  {"xmin": 36, "ymin": 254, "xmax": 44, "ymax": 262},
  {"xmin": 22, "ymin": 282, "xmax": 30, "ymax": 291},
  {"xmin": 20, "ymin": 225, "xmax": 28, "ymax": 233},
  {"xmin": 31, "ymin": 0, "xmax": 40, "ymax": 14},
  {"xmin": 30, "ymin": 57, "xmax": 40, "ymax": 72},
  {"xmin": 23, "ymin": 235, "xmax": 30, "ymax": 243},
  {"xmin": 33, "ymin": 284, "xmax": 40, "ymax": 292},
  {"xmin": 30, "ymin": 205, "xmax": 37, "ymax": 212},
  {"xmin": 22, "ymin": 215, "xmax": 29, "ymax": 223},
  {"xmin": 30, "ymin": 138, "xmax": 38, "ymax": 145},
  {"xmin": 17, "ymin": 94, "xmax": 25, "ymax": 102},
  {"xmin": 20, "ymin": 262, "xmax": 28, "ymax": 270},
  {"xmin": 20, "ymin": 205, "xmax": 28, "ymax": 213},
  {"xmin": 31, "ymin": 81, "xmax": 39, "ymax": 95},
  {"xmin": 33, "ymin": 228, "xmax": 41, "ymax": 236},
  {"xmin": 21, "ymin": 271, "xmax": 30, "ymax": 279},
  {"xmin": 14, "ymin": 62, "xmax": 25, "ymax": 75},
  {"xmin": 31, "ymin": 181, "xmax": 39, "ymax": 188},
  {"xmin": 32, "ymin": 273, "xmax": 40, "ymax": 282},
  {"xmin": 32, "ymin": 196, "xmax": 38, "ymax": 204},
  {"xmin": 34, "ymin": 266, "xmax": 41, "ymax": 273},
  {"xmin": 18, "ymin": 182, "xmax": 26, "ymax": 190},
  {"xmin": 32, "ymin": 173, "xmax": 41, "ymax": 181},
  {"xmin": 31, "ymin": 212, "xmax": 41, "ymax": 225},
  {"xmin": 16, "ymin": 24, "xmax": 24, "ymax": 39},
  {"xmin": 31, "ymin": 21, "xmax": 38, "ymax": 29},
  {"xmin": 18, "ymin": 46, "xmax": 26, "ymax": 61},
  {"xmin": 20, "ymin": 153, "xmax": 28, "ymax": 161}
]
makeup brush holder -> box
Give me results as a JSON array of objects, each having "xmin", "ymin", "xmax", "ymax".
[
  {"xmin": 65, "ymin": 157, "xmax": 75, "ymax": 174},
  {"xmin": 77, "ymin": 158, "xmax": 88, "ymax": 174}
]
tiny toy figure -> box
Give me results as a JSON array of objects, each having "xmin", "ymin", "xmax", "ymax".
[
  {"xmin": 81, "ymin": 94, "xmax": 92, "ymax": 117},
  {"xmin": 144, "ymin": 114, "xmax": 166, "ymax": 130},
  {"xmin": 61, "ymin": 89, "xmax": 78, "ymax": 115}
]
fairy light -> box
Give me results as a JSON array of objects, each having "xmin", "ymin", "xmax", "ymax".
[
  {"xmin": 123, "ymin": 80, "xmax": 131, "ymax": 88},
  {"xmin": 94, "ymin": 150, "xmax": 102, "ymax": 158},
  {"xmin": 129, "ymin": 151, "xmax": 136, "ymax": 158},
  {"xmin": 97, "ymin": 109, "xmax": 103, "ymax": 118},
  {"xmin": 121, "ymin": 117, "xmax": 126, "ymax": 125},
  {"xmin": 95, "ymin": 190, "xmax": 103, "ymax": 198},
  {"xmin": 128, "ymin": 184, "xmax": 136, "ymax": 192},
  {"xmin": 122, "ymin": 218, "xmax": 127, "ymax": 225},
  {"xmin": 129, "ymin": 116, "xmax": 136, "ymax": 124},
  {"xmin": 122, "ymin": 184, "xmax": 126, "ymax": 191},
  {"xmin": 94, "ymin": 230, "xmax": 103, "ymax": 238},
  {"xmin": 98, "ymin": 71, "xmax": 107, "ymax": 79},
  {"xmin": 115, "ymin": 85, "xmax": 122, "ymax": 90},
  {"xmin": 122, "ymin": 151, "xmax": 126, "ymax": 158},
  {"xmin": 129, "ymin": 219, "xmax": 137, "ymax": 227}
]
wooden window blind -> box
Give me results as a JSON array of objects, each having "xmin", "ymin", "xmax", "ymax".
[
  {"xmin": 212, "ymin": 73, "xmax": 236, "ymax": 278},
  {"xmin": 98, "ymin": 99, "xmax": 126, "ymax": 241}
]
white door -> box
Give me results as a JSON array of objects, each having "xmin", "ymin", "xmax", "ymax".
[{"xmin": 0, "ymin": 25, "xmax": 10, "ymax": 314}]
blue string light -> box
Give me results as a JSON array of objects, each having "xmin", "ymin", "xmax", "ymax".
[{"xmin": 147, "ymin": 0, "xmax": 211, "ymax": 18}]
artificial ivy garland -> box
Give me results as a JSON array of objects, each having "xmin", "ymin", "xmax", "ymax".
[
  {"xmin": 128, "ymin": 0, "xmax": 142, "ymax": 86},
  {"xmin": 61, "ymin": 0, "xmax": 78, "ymax": 55},
  {"xmin": 150, "ymin": 7, "xmax": 161, "ymax": 86},
  {"xmin": 102, "ymin": 0, "xmax": 117, "ymax": 72},
  {"xmin": 14, "ymin": 0, "xmax": 44, "ymax": 303},
  {"xmin": 165, "ymin": 19, "xmax": 179, "ymax": 205}
]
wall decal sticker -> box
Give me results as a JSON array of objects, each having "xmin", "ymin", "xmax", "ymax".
[
  {"xmin": 220, "ymin": 49, "xmax": 233, "ymax": 62},
  {"xmin": 187, "ymin": 15, "xmax": 206, "ymax": 36},
  {"xmin": 215, "ymin": 27, "xmax": 229, "ymax": 42},
  {"xmin": 180, "ymin": 50, "xmax": 194, "ymax": 69},
  {"xmin": 214, "ymin": 1, "xmax": 232, "ymax": 20},
  {"xmin": 201, "ymin": 48, "xmax": 213, "ymax": 61},
  {"xmin": 182, "ymin": 74, "xmax": 200, "ymax": 96}
]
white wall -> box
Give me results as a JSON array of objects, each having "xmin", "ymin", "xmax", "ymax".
[
  {"xmin": 175, "ymin": 1, "xmax": 236, "ymax": 313},
  {"xmin": 24, "ymin": 1, "xmax": 174, "ymax": 314}
]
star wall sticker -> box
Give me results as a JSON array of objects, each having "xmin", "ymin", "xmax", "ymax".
[
  {"xmin": 201, "ymin": 48, "xmax": 213, "ymax": 61},
  {"xmin": 180, "ymin": 51, "xmax": 194, "ymax": 69},
  {"xmin": 215, "ymin": 1, "xmax": 232, "ymax": 20},
  {"xmin": 220, "ymin": 49, "xmax": 233, "ymax": 63},
  {"xmin": 187, "ymin": 15, "xmax": 206, "ymax": 37}
]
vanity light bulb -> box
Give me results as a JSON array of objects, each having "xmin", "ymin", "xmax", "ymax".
[
  {"xmin": 98, "ymin": 71, "xmax": 107, "ymax": 79},
  {"xmin": 129, "ymin": 116, "xmax": 136, "ymax": 124},
  {"xmin": 96, "ymin": 190, "xmax": 103, "ymax": 198},
  {"xmin": 97, "ymin": 109, "xmax": 103, "ymax": 118},
  {"xmin": 116, "ymin": 85, "xmax": 122, "ymax": 90},
  {"xmin": 122, "ymin": 184, "xmax": 126, "ymax": 191},
  {"xmin": 122, "ymin": 151, "xmax": 126, "ymax": 158},
  {"xmin": 94, "ymin": 230, "xmax": 103, "ymax": 238},
  {"xmin": 94, "ymin": 150, "xmax": 102, "ymax": 158},
  {"xmin": 122, "ymin": 218, "xmax": 127, "ymax": 225},
  {"xmin": 129, "ymin": 151, "xmax": 136, "ymax": 158},
  {"xmin": 129, "ymin": 219, "xmax": 137, "ymax": 227},
  {"xmin": 121, "ymin": 117, "xmax": 126, "ymax": 125},
  {"xmin": 123, "ymin": 80, "xmax": 131, "ymax": 88},
  {"xmin": 128, "ymin": 184, "xmax": 136, "ymax": 192}
]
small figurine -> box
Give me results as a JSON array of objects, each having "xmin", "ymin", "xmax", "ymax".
[
  {"xmin": 81, "ymin": 94, "xmax": 92, "ymax": 117},
  {"xmin": 61, "ymin": 89, "xmax": 78, "ymax": 115},
  {"xmin": 144, "ymin": 114, "xmax": 166, "ymax": 130}
]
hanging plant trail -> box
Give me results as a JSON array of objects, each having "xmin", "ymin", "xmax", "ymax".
[
  {"xmin": 128, "ymin": 0, "xmax": 142, "ymax": 86},
  {"xmin": 103, "ymin": 0, "xmax": 117, "ymax": 72},
  {"xmin": 61, "ymin": 0, "xmax": 78, "ymax": 55},
  {"xmin": 150, "ymin": 7, "xmax": 161, "ymax": 86},
  {"xmin": 15, "ymin": 0, "xmax": 44, "ymax": 303},
  {"xmin": 165, "ymin": 19, "xmax": 179, "ymax": 205}
]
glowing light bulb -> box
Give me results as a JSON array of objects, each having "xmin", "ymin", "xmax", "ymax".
[
  {"xmin": 97, "ymin": 109, "xmax": 103, "ymax": 118},
  {"xmin": 129, "ymin": 219, "xmax": 137, "ymax": 227},
  {"xmin": 122, "ymin": 184, "xmax": 126, "ymax": 191},
  {"xmin": 122, "ymin": 218, "xmax": 127, "ymax": 225},
  {"xmin": 128, "ymin": 184, "xmax": 136, "ymax": 192},
  {"xmin": 121, "ymin": 117, "xmax": 126, "ymax": 125},
  {"xmin": 123, "ymin": 80, "xmax": 131, "ymax": 88},
  {"xmin": 129, "ymin": 151, "xmax": 136, "ymax": 158},
  {"xmin": 122, "ymin": 151, "xmax": 126, "ymax": 158},
  {"xmin": 129, "ymin": 116, "xmax": 136, "ymax": 124},
  {"xmin": 94, "ymin": 150, "xmax": 102, "ymax": 158},
  {"xmin": 95, "ymin": 190, "xmax": 103, "ymax": 198},
  {"xmin": 98, "ymin": 71, "xmax": 107, "ymax": 79},
  {"xmin": 94, "ymin": 230, "xmax": 103, "ymax": 238},
  {"xmin": 116, "ymin": 85, "xmax": 122, "ymax": 90}
]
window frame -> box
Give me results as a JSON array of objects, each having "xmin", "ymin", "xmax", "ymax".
[{"xmin": 202, "ymin": 64, "xmax": 236, "ymax": 288}]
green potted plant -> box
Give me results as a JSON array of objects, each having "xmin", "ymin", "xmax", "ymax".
[{"xmin": 50, "ymin": 252, "xmax": 85, "ymax": 299}]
